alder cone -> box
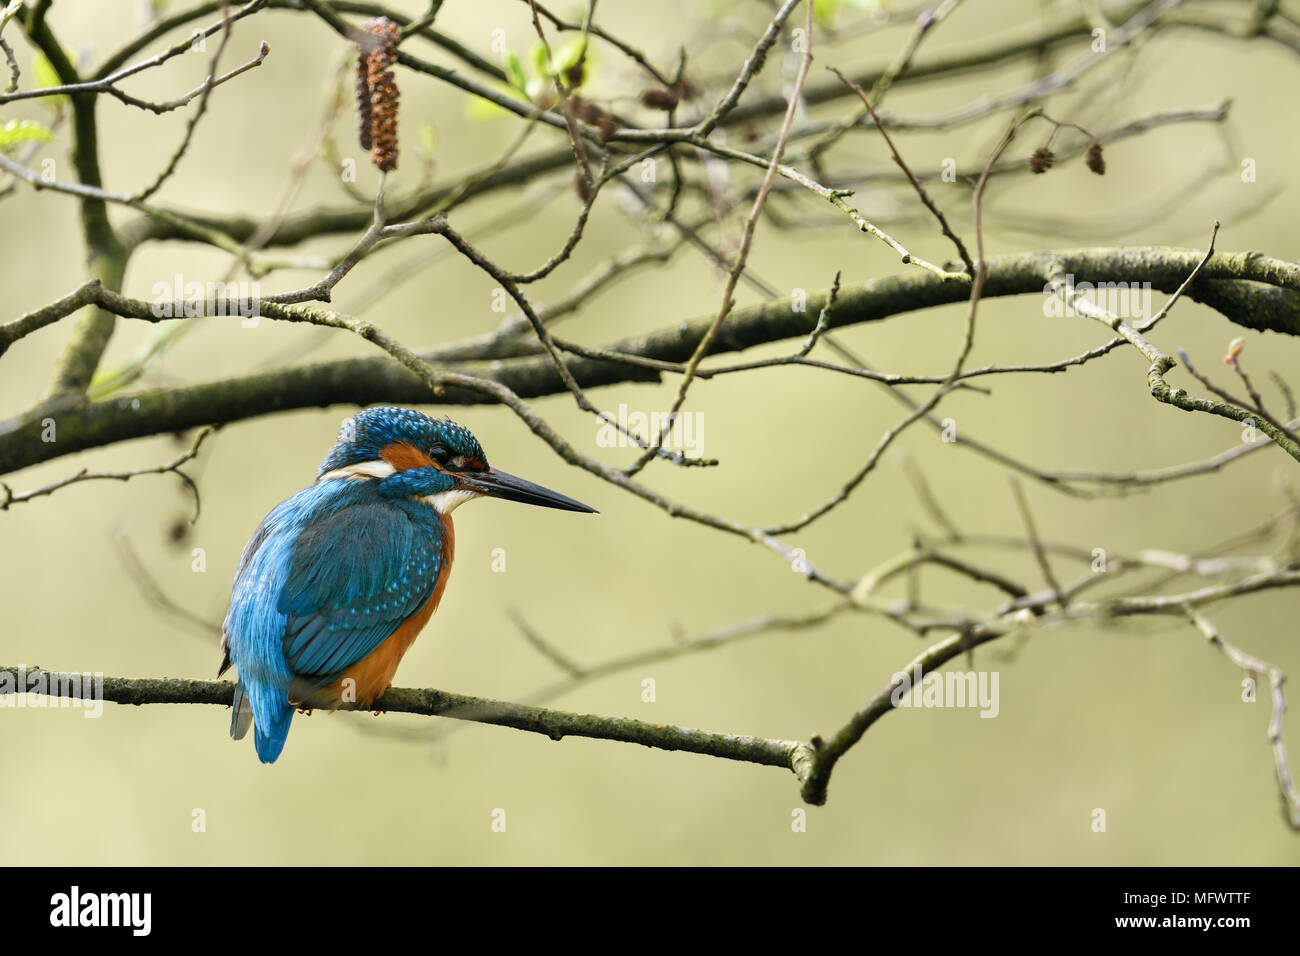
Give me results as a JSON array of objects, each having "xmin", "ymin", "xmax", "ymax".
[
  {"xmin": 369, "ymin": 70, "xmax": 400, "ymax": 172},
  {"xmin": 1086, "ymin": 141, "xmax": 1106, "ymax": 175},
  {"xmin": 355, "ymin": 17, "xmax": 401, "ymax": 172},
  {"xmin": 355, "ymin": 52, "xmax": 373, "ymax": 151},
  {"xmin": 641, "ymin": 87, "xmax": 679, "ymax": 111}
]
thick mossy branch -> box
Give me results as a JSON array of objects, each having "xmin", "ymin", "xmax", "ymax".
[
  {"xmin": 1, "ymin": 246, "xmax": 1297, "ymax": 475},
  {"xmin": 20, "ymin": 10, "xmax": 128, "ymax": 399}
]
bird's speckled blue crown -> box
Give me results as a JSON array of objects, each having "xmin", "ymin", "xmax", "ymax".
[{"xmin": 316, "ymin": 407, "xmax": 487, "ymax": 477}]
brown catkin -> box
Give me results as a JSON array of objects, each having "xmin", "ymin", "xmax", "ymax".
[
  {"xmin": 1029, "ymin": 147, "xmax": 1055, "ymax": 174},
  {"xmin": 355, "ymin": 52, "xmax": 373, "ymax": 151},
  {"xmin": 356, "ymin": 18, "xmax": 401, "ymax": 172},
  {"xmin": 640, "ymin": 87, "xmax": 679, "ymax": 111},
  {"xmin": 1086, "ymin": 141, "xmax": 1106, "ymax": 175},
  {"xmin": 570, "ymin": 96, "xmax": 618, "ymax": 140},
  {"xmin": 564, "ymin": 58, "xmax": 586, "ymax": 90},
  {"xmin": 572, "ymin": 96, "xmax": 599, "ymax": 125},
  {"xmin": 573, "ymin": 169, "xmax": 594, "ymax": 204},
  {"xmin": 369, "ymin": 72, "xmax": 400, "ymax": 172}
]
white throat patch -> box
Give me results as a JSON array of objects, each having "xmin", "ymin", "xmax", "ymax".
[{"xmin": 422, "ymin": 488, "xmax": 482, "ymax": 514}]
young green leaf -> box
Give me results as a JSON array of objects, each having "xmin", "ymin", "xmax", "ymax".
[
  {"xmin": 0, "ymin": 119, "xmax": 54, "ymax": 152},
  {"xmin": 418, "ymin": 122, "xmax": 436, "ymax": 157},
  {"xmin": 503, "ymin": 51, "xmax": 527, "ymax": 93},
  {"xmin": 1, "ymin": 1, "xmax": 25, "ymax": 29},
  {"xmin": 30, "ymin": 51, "xmax": 68, "ymax": 111},
  {"xmin": 529, "ymin": 41, "xmax": 551, "ymax": 80},
  {"xmin": 554, "ymin": 36, "xmax": 588, "ymax": 87}
]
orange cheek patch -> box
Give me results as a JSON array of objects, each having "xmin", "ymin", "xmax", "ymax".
[{"xmin": 380, "ymin": 441, "xmax": 437, "ymax": 472}]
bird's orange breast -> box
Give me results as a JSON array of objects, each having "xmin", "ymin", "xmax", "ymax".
[{"xmin": 318, "ymin": 511, "xmax": 455, "ymax": 708}]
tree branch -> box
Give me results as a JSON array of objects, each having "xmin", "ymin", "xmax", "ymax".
[
  {"xmin": 3, "ymin": 246, "xmax": 1297, "ymax": 475},
  {"xmin": 0, "ymin": 666, "xmax": 816, "ymax": 787}
]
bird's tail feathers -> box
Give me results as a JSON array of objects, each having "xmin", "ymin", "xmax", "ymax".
[
  {"xmin": 253, "ymin": 705, "xmax": 294, "ymax": 764},
  {"xmin": 232, "ymin": 678, "xmax": 295, "ymax": 763},
  {"xmin": 230, "ymin": 680, "xmax": 253, "ymax": 740}
]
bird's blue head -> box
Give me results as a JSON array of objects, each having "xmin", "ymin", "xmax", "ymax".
[
  {"xmin": 318, "ymin": 406, "xmax": 486, "ymax": 477},
  {"xmin": 317, "ymin": 406, "xmax": 595, "ymax": 514}
]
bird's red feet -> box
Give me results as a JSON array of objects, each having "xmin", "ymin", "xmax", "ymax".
[{"xmin": 372, "ymin": 682, "xmax": 394, "ymax": 716}]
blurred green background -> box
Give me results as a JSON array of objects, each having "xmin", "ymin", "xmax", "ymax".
[{"xmin": 2, "ymin": 0, "xmax": 1298, "ymax": 864}]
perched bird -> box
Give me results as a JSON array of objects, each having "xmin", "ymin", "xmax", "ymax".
[{"xmin": 219, "ymin": 406, "xmax": 596, "ymax": 763}]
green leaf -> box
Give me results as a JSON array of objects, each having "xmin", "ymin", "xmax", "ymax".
[
  {"xmin": 1, "ymin": 2, "xmax": 24, "ymax": 29},
  {"xmin": 529, "ymin": 41, "xmax": 551, "ymax": 80},
  {"xmin": 417, "ymin": 122, "xmax": 436, "ymax": 157},
  {"xmin": 815, "ymin": 0, "xmax": 881, "ymax": 24},
  {"xmin": 30, "ymin": 51, "xmax": 67, "ymax": 111},
  {"xmin": 31, "ymin": 51, "xmax": 60, "ymax": 88},
  {"xmin": 554, "ymin": 36, "xmax": 588, "ymax": 87},
  {"xmin": 503, "ymin": 51, "xmax": 527, "ymax": 93},
  {"xmin": 465, "ymin": 86, "xmax": 526, "ymax": 122},
  {"xmin": 0, "ymin": 118, "xmax": 53, "ymax": 151},
  {"xmin": 813, "ymin": 0, "xmax": 841, "ymax": 27}
]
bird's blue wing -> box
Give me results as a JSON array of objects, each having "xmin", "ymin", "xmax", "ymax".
[{"xmin": 279, "ymin": 496, "xmax": 446, "ymax": 684}]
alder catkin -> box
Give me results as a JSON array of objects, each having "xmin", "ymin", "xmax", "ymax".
[
  {"xmin": 355, "ymin": 48, "xmax": 372, "ymax": 152},
  {"xmin": 641, "ymin": 87, "xmax": 679, "ymax": 111},
  {"xmin": 1086, "ymin": 141, "xmax": 1106, "ymax": 175},
  {"xmin": 355, "ymin": 18, "xmax": 400, "ymax": 172}
]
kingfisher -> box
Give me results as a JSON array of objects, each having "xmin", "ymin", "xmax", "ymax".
[{"xmin": 218, "ymin": 406, "xmax": 596, "ymax": 763}]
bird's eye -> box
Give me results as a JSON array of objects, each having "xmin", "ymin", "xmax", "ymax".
[{"xmin": 428, "ymin": 445, "xmax": 451, "ymax": 465}]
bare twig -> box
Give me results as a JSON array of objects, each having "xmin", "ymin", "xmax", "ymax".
[
  {"xmin": 1185, "ymin": 610, "xmax": 1300, "ymax": 830},
  {"xmin": 0, "ymin": 427, "xmax": 212, "ymax": 520}
]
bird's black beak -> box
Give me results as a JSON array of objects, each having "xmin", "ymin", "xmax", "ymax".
[{"xmin": 464, "ymin": 468, "xmax": 598, "ymax": 513}]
